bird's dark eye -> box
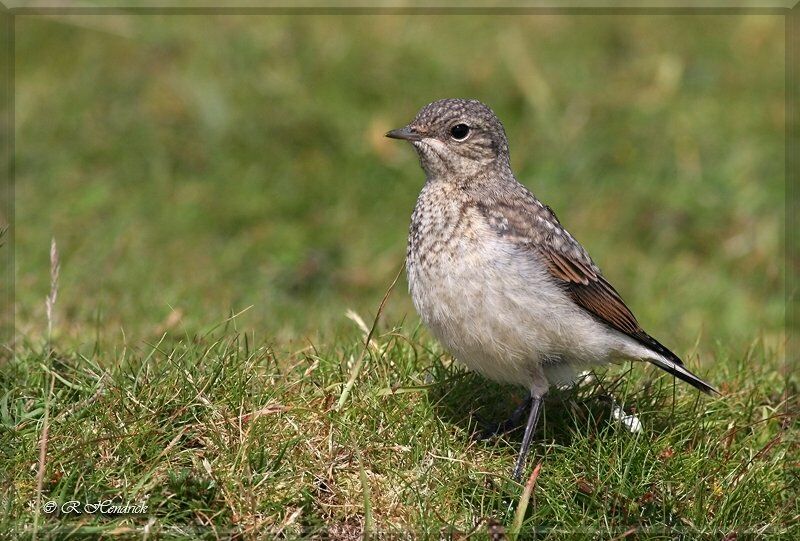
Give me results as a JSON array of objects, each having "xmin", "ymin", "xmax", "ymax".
[{"xmin": 450, "ymin": 124, "xmax": 470, "ymax": 141}]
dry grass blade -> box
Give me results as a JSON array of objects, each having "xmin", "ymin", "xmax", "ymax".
[
  {"xmin": 510, "ymin": 461, "xmax": 542, "ymax": 538},
  {"xmin": 336, "ymin": 261, "xmax": 404, "ymax": 410},
  {"xmin": 32, "ymin": 374, "xmax": 56, "ymax": 541},
  {"xmin": 46, "ymin": 237, "xmax": 60, "ymax": 345},
  {"xmin": 238, "ymin": 403, "xmax": 287, "ymax": 424},
  {"xmin": 610, "ymin": 526, "xmax": 638, "ymax": 540},
  {"xmin": 359, "ymin": 458, "xmax": 374, "ymax": 538},
  {"xmin": 345, "ymin": 309, "xmax": 371, "ymax": 336}
]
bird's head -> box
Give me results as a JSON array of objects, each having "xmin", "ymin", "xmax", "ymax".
[{"xmin": 386, "ymin": 98, "xmax": 511, "ymax": 180}]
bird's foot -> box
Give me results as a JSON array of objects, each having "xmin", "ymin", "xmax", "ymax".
[{"xmin": 473, "ymin": 398, "xmax": 530, "ymax": 440}]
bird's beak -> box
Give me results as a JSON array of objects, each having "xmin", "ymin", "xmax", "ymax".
[{"xmin": 385, "ymin": 126, "xmax": 422, "ymax": 142}]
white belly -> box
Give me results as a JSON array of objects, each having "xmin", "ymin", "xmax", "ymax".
[{"xmin": 408, "ymin": 230, "xmax": 626, "ymax": 392}]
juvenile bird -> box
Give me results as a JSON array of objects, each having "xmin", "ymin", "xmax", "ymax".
[{"xmin": 386, "ymin": 98, "xmax": 717, "ymax": 480}]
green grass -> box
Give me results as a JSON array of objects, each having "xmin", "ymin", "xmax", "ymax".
[
  {"xmin": 1, "ymin": 326, "xmax": 795, "ymax": 538},
  {"xmin": 3, "ymin": 11, "xmax": 795, "ymax": 539}
]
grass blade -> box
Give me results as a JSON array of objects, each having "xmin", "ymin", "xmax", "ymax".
[
  {"xmin": 336, "ymin": 262, "xmax": 403, "ymax": 410},
  {"xmin": 510, "ymin": 461, "xmax": 542, "ymax": 538},
  {"xmin": 359, "ymin": 458, "xmax": 374, "ymax": 538}
]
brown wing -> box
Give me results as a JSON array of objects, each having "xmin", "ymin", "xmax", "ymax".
[
  {"xmin": 474, "ymin": 192, "xmax": 722, "ymax": 393},
  {"xmin": 475, "ymin": 195, "xmax": 661, "ymax": 353},
  {"xmin": 476, "ymin": 190, "xmax": 718, "ymax": 393},
  {"xmin": 536, "ymin": 247, "xmax": 641, "ymax": 335}
]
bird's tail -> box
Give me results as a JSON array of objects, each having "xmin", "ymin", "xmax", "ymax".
[{"xmin": 637, "ymin": 332, "xmax": 719, "ymax": 395}]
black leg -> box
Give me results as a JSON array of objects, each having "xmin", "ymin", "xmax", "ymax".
[
  {"xmin": 478, "ymin": 397, "xmax": 531, "ymax": 439},
  {"xmin": 512, "ymin": 394, "xmax": 543, "ymax": 481}
]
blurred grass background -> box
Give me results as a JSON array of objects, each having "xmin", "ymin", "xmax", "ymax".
[
  {"xmin": 4, "ymin": 12, "xmax": 793, "ymax": 538},
  {"xmin": 13, "ymin": 13, "xmax": 785, "ymax": 356}
]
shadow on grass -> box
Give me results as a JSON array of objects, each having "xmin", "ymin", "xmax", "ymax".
[
  {"xmin": 423, "ymin": 361, "xmax": 641, "ymax": 448},
  {"xmin": 419, "ymin": 359, "xmax": 699, "ymax": 532}
]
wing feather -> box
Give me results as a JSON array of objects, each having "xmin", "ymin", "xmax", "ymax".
[
  {"xmin": 473, "ymin": 190, "xmax": 717, "ymax": 394},
  {"xmin": 476, "ymin": 195, "xmax": 672, "ymax": 358}
]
